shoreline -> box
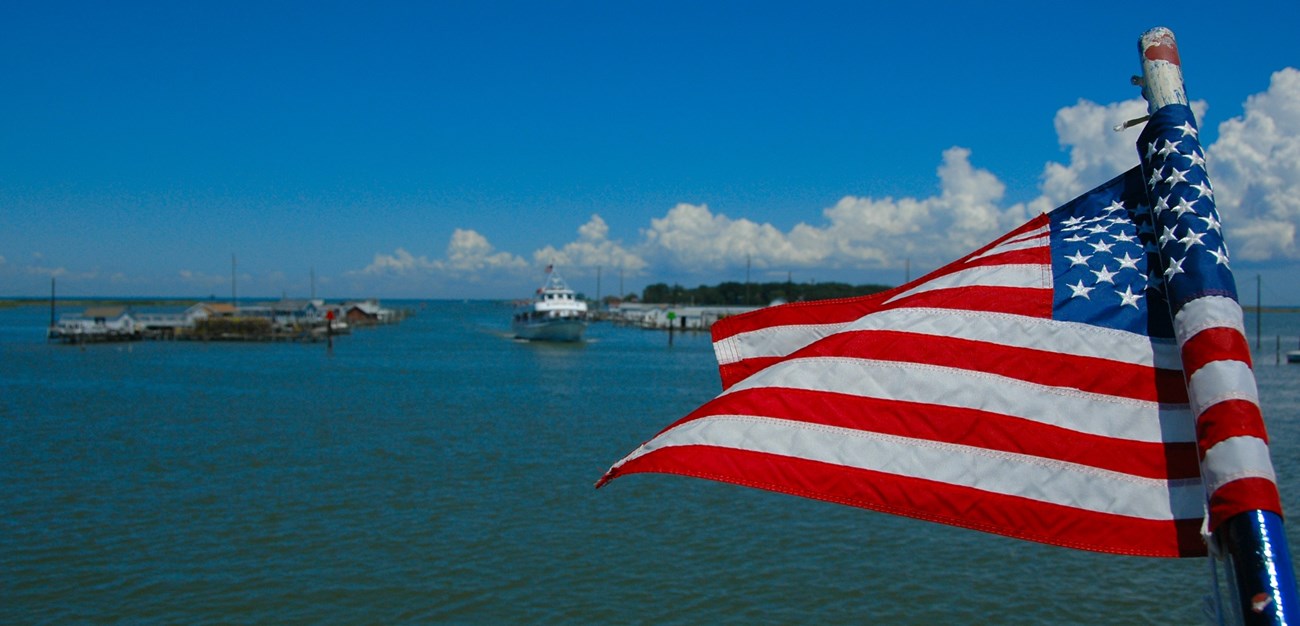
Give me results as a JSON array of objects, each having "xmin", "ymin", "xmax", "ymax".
[{"xmin": 6, "ymin": 298, "xmax": 1300, "ymax": 313}]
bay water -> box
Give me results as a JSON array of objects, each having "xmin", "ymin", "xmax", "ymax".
[{"xmin": 3, "ymin": 301, "xmax": 1299, "ymax": 624}]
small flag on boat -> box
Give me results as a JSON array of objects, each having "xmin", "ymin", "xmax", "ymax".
[{"xmin": 597, "ymin": 104, "xmax": 1281, "ymax": 558}]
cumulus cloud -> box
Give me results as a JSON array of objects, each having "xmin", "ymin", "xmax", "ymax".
[
  {"xmin": 822, "ymin": 147, "xmax": 1020, "ymax": 265},
  {"xmin": 1035, "ymin": 99, "xmax": 1206, "ymax": 207},
  {"xmin": 1205, "ymin": 68, "xmax": 1300, "ymax": 261},
  {"xmin": 352, "ymin": 229, "xmax": 527, "ymax": 279},
  {"xmin": 608, "ymin": 72, "xmax": 1300, "ymax": 280},
  {"xmin": 640, "ymin": 204, "xmax": 828, "ymax": 270},
  {"xmin": 1037, "ymin": 98, "xmax": 1152, "ymax": 209},
  {"xmin": 441, "ymin": 228, "xmax": 529, "ymax": 273},
  {"xmin": 339, "ymin": 68, "xmax": 1300, "ymax": 295},
  {"xmin": 533, "ymin": 215, "xmax": 647, "ymax": 274},
  {"xmin": 356, "ymin": 248, "xmax": 438, "ymax": 275},
  {"xmin": 634, "ymin": 146, "xmax": 1025, "ymax": 274}
]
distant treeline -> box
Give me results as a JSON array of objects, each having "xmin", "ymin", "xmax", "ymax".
[{"xmin": 638, "ymin": 280, "xmax": 893, "ymax": 306}]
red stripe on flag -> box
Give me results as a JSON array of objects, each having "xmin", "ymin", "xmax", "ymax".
[
  {"xmin": 790, "ymin": 330, "xmax": 1188, "ymax": 403},
  {"xmin": 885, "ymin": 252, "xmax": 1049, "ymax": 293},
  {"xmin": 968, "ymin": 247, "xmax": 1051, "ymax": 266},
  {"xmin": 711, "ymin": 293, "xmax": 889, "ymax": 343},
  {"xmin": 689, "ymin": 387, "xmax": 1201, "ymax": 480},
  {"xmin": 1209, "ymin": 477, "xmax": 1284, "ymax": 530},
  {"xmin": 710, "ymin": 231, "xmax": 1051, "ymax": 344},
  {"xmin": 1195, "ymin": 399, "xmax": 1271, "ymax": 453},
  {"xmin": 719, "ymin": 357, "xmax": 779, "ymax": 389},
  {"xmin": 881, "ymin": 286, "xmax": 1053, "ymax": 317},
  {"xmin": 610, "ymin": 445, "xmax": 1205, "ymax": 557},
  {"xmin": 965, "ymin": 213, "xmax": 1052, "ymax": 254},
  {"xmin": 1180, "ymin": 326, "xmax": 1254, "ymax": 376}
]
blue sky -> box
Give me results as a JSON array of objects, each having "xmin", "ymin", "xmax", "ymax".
[{"xmin": 3, "ymin": 1, "xmax": 1298, "ymax": 303}]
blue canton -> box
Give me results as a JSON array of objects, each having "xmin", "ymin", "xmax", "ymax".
[
  {"xmin": 1048, "ymin": 105, "xmax": 1227, "ymax": 339},
  {"xmin": 1049, "ymin": 168, "xmax": 1172, "ymax": 338},
  {"xmin": 1136, "ymin": 105, "xmax": 1237, "ymax": 316}
]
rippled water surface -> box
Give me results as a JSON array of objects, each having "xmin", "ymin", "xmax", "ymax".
[{"xmin": 3, "ymin": 301, "xmax": 1299, "ymax": 624}]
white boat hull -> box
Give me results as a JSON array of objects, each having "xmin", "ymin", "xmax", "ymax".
[
  {"xmin": 513, "ymin": 318, "xmax": 587, "ymax": 342},
  {"xmin": 512, "ymin": 267, "xmax": 589, "ymax": 342}
]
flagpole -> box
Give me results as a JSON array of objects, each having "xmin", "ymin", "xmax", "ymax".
[{"xmin": 1137, "ymin": 27, "xmax": 1298, "ymax": 625}]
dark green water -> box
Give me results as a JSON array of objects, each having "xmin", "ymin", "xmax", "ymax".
[{"xmin": 3, "ymin": 301, "xmax": 1299, "ymax": 624}]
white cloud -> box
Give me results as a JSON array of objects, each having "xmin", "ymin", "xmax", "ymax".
[
  {"xmin": 823, "ymin": 146, "xmax": 1020, "ymax": 265},
  {"xmin": 1037, "ymin": 98, "xmax": 1213, "ymax": 210},
  {"xmin": 339, "ymin": 68, "xmax": 1300, "ymax": 296},
  {"xmin": 641, "ymin": 203, "xmax": 830, "ymax": 270},
  {"xmin": 440, "ymin": 228, "xmax": 528, "ymax": 273},
  {"xmin": 1205, "ymin": 68, "xmax": 1300, "ymax": 261},
  {"xmin": 1038, "ymin": 98, "xmax": 1152, "ymax": 208},
  {"xmin": 356, "ymin": 248, "xmax": 438, "ymax": 275},
  {"xmin": 600, "ymin": 74, "xmax": 1300, "ymax": 281},
  {"xmin": 533, "ymin": 215, "xmax": 647, "ymax": 274},
  {"xmin": 636, "ymin": 146, "xmax": 1023, "ymax": 274},
  {"xmin": 351, "ymin": 229, "xmax": 527, "ymax": 280}
]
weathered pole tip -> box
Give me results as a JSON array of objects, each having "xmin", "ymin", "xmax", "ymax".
[
  {"xmin": 1137, "ymin": 26, "xmax": 1187, "ymax": 113},
  {"xmin": 1140, "ymin": 27, "xmax": 1181, "ymax": 66}
]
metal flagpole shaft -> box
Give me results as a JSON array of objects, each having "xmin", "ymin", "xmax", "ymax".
[
  {"xmin": 1223, "ymin": 511, "xmax": 1299, "ymax": 624},
  {"xmin": 1138, "ymin": 26, "xmax": 1298, "ymax": 625}
]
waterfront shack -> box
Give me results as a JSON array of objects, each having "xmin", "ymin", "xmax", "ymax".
[
  {"xmin": 608, "ymin": 303, "xmax": 759, "ymax": 330},
  {"xmin": 48, "ymin": 306, "xmax": 140, "ymax": 343},
  {"xmin": 135, "ymin": 302, "xmax": 232, "ymax": 338},
  {"xmin": 48, "ymin": 299, "xmax": 401, "ymax": 344},
  {"xmin": 343, "ymin": 299, "xmax": 403, "ymax": 326}
]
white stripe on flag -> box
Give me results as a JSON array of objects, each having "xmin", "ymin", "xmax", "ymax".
[
  {"xmin": 714, "ymin": 308, "xmax": 1182, "ymax": 371},
  {"xmin": 723, "ymin": 357, "xmax": 1194, "ymax": 443},
  {"xmin": 622, "ymin": 415, "xmax": 1206, "ymax": 521},
  {"xmin": 713, "ymin": 322, "xmax": 845, "ymax": 366},
  {"xmin": 885, "ymin": 264, "xmax": 1049, "ymax": 304},
  {"xmin": 1201, "ymin": 435, "xmax": 1277, "ymax": 496},
  {"xmin": 1187, "ymin": 360, "xmax": 1260, "ymax": 414},
  {"xmin": 1173, "ymin": 295, "xmax": 1245, "ymax": 343},
  {"xmin": 968, "ymin": 227, "xmax": 1050, "ymax": 261}
]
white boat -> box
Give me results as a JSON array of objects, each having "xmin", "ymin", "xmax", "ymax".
[
  {"xmin": 512, "ymin": 267, "xmax": 589, "ymax": 342},
  {"xmin": 1287, "ymin": 350, "xmax": 1300, "ymax": 364}
]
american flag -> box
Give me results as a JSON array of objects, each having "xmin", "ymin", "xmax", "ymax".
[
  {"xmin": 597, "ymin": 105, "xmax": 1280, "ymax": 558},
  {"xmin": 1140, "ymin": 105, "xmax": 1280, "ymax": 534}
]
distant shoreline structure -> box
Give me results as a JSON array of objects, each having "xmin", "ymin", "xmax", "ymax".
[
  {"xmin": 41, "ymin": 298, "xmax": 409, "ymax": 344},
  {"xmin": 6, "ymin": 297, "xmax": 1300, "ymax": 314}
]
